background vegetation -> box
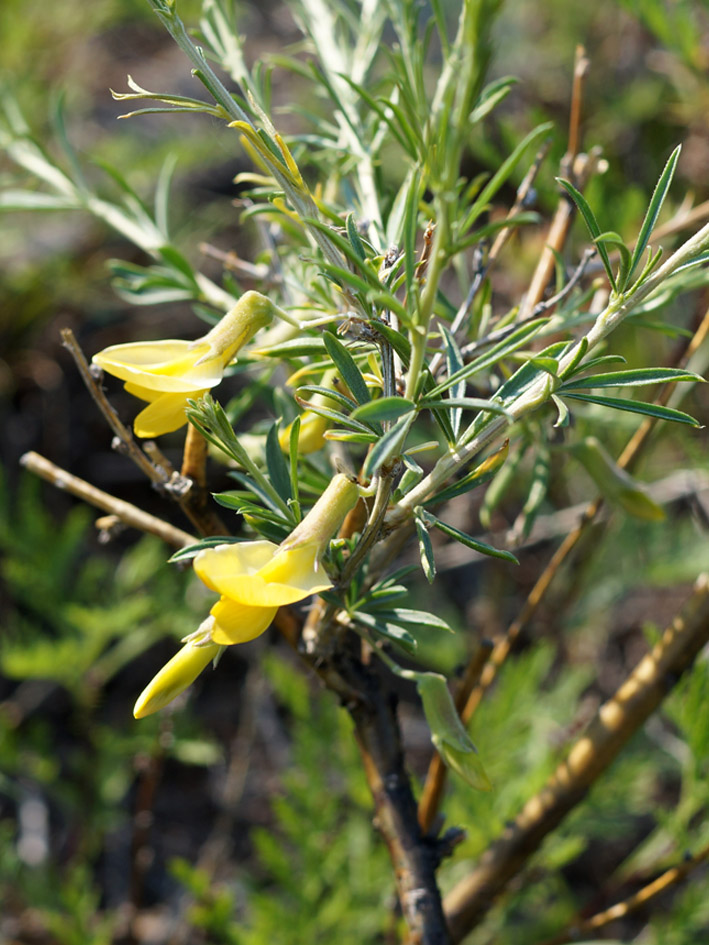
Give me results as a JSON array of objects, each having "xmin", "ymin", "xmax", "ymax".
[{"xmin": 2, "ymin": 0, "xmax": 709, "ymax": 943}]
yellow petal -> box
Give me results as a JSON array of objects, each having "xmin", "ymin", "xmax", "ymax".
[
  {"xmin": 93, "ymin": 340, "xmax": 224, "ymax": 392},
  {"xmin": 194, "ymin": 541, "xmax": 279, "ymax": 593},
  {"xmin": 124, "ymin": 381, "xmax": 161, "ymax": 403},
  {"xmin": 133, "ymin": 391, "xmax": 203, "ymax": 437},
  {"xmin": 193, "ymin": 540, "xmax": 331, "ymax": 607},
  {"xmin": 133, "ymin": 641, "xmax": 219, "ymax": 718},
  {"xmin": 209, "ymin": 597, "xmax": 277, "ymax": 644}
]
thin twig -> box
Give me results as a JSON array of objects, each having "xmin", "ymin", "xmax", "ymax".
[
  {"xmin": 430, "ymin": 141, "xmax": 552, "ymax": 379},
  {"xmin": 61, "ymin": 328, "xmax": 164, "ymax": 486},
  {"xmin": 567, "ymin": 45, "xmax": 590, "ymax": 162},
  {"xmin": 344, "ymin": 659, "xmax": 452, "ymax": 945},
  {"xmin": 20, "ymin": 452, "xmax": 195, "ymax": 548},
  {"xmin": 62, "ymin": 327, "xmax": 228, "ymax": 537},
  {"xmin": 458, "ymin": 247, "xmax": 596, "ymax": 362},
  {"xmin": 518, "ymin": 47, "xmax": 594, "ymax": 321},
  {"xmin": 539, "ymin": 840, "xmax": 709, "ymax": 945},
  {"xmin": 444, "ymin": 574, "xmax": 709, "ymax": 942}
]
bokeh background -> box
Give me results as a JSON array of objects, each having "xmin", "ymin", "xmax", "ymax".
[{"xmin": 2, "ymin": 1, "xmax": 709, "ymax": 942}]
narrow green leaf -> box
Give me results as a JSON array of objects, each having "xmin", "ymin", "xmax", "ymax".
[
  {"xmin": 427, "ymin": 318, "xmax": 548, "ymax": 397},
  {"xmin": 595, "ymin": 230, "xmax": 632, "ymax": 290},
  {"xmin": 557, "ymin": 177, "xmax": 617, "ymax": 292},
  {"xmin": 266, "ymin": 422, "xmax": 292, "ymax": 504},
  {"xmin": 0, "ymin": 190, "xmax": 80, "ymax": 210},
  {"xmin": 294, "ymin": 396, "xmax": 375, "ymax": 434},
  {"xmin": 351, "ymin": 611, "xmax": 418, "ymax": 652},
  {"xmin": 552, "ymin": 394, "xmax": 570, "ymax": 428},
  {"xmin": 564, "ymin": 392, "xmax": 702, "ymax": 426},
  {"xmin": 628, "ymin": 145, "xmax": 681, "ymax": 285},
  {"xmin": 288, "ymin": 416, "xmax": 301, "ymax": 519},
  {"xmin": 460, "ymin": 123, "xmax": 553, "ymax": 236},
  {"xmin": 296, "ymin": 384, "xmax": 358, "ymax": 412},
  {"xmin": 168, "ymin": 537, "xmax": 243, "ymax": 562},
  {"xmin": 562, "ymin": 354, "xmax": 626, "ymax": 379},
  {"xmin": 324, "ymin": 429, "xmax": 380, "ymax": 444},
  {"xmin": 346, "ymin": 212, "xmax": 366, "ymax": 262},
  {"xmin": 439, "ymin": 323, "xmax": 464, "ymax": 437},
  {"xmin": 379, "ymin": 608, "xmax": 452, "ymax": 632},
  {"xmin": 369, "ymin": 318, "xmax": 412, "ymax": 366},
  {"xmin": 403, "ymin": 167, "xmax": 422, "ymax": 298},
  {"xmin": 561, "ymin": 367, "xmax": 704, "ymax": 392},
  {"xmin": 420, "ymin": 509, "xmax": 518, "ymax": 563},
  {"xmin": 362, "ymin": 413, "xmax": 412, "ymax": 478},
  {"xmin": 415, "ymin": 672, "xmax": 491, "ymax": 791},
  {"xmin": 351, "ymin": 397, "xmax": 416, "ymax": 422},
  {"xmin": 323, "ymin": 333, "xmax": 372, "ymax": 405}
]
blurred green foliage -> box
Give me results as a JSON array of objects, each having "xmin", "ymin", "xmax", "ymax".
[{"xmin": 2, "ymin": 0, "xmax": 709, "ymax": 942}]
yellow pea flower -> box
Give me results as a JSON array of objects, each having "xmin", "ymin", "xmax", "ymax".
[
  {"xmin": 92, "ymin": 291, "xmax": 276, "ymax": 437},
  {"xmin": 133, "ymin": 639, "xmax": 220, "ymax": 719},
  {"xmin": 133, "ymin": 474, "xmax": 359, "ymax": 717}
]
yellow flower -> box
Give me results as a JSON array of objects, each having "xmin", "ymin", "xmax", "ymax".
[
  {"xmin": 194, "ymin": 539, "xmax": 332, "ymax": 645},
  {"xmin": 133, "ymin": 474, "xmax": 359, "ymax": 717},
  {"xmin": 93, "ymin": 291, "xmax": 275, "ymax": 437},
  {"xmin": 133, "ymin": 640, "xmax": 220, "ymax": 719}
]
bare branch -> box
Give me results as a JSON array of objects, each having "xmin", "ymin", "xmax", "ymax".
[
  {"xmin": 444, "ymin": 574, "xmax": 709, "ymax": 942},
  {"xmin": 20, "ymin": 451, "xmax": 195, "ymax": 548}
]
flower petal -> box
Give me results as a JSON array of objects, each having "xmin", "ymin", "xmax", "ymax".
[
  {"xmin": 133, "ymin": 391, "xmax": 201, "ymax": 437},
  {"xmin": 257, "ymin": 543, "xmax": 333, "ymax": 600},
  {"xmin": 93, "ymin": 340, "xmax": 224, "ymax": 392},
  {"xmin": 194, "ymin": 542, "xmax": 279, "ymax": 594},
  {"xmin": 209, "ymin": 597, "xmax": 277, "ymax": 644},
  {"xmin": 124, "ymin": 381, "xmax": 161, "ymax": 403},
  {"xmin": 133, "ymin": 641, "xmax": 219, "ymax": 718}
]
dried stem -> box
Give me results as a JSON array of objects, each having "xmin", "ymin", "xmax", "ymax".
[
  {"xmin": 20, "ymin": 451, "xmax": 195, "ymax": 548},
  {"xmin": 518, "ymin": 46, "xmax": 593, "ymax": 321},
  {"xmin": 540, "ymin": 840, "xmax": 709, "ymax": 945},
  {"xmin": 61, "ymin": 327, "xmax": 227, "ymax": 538},
  {"xmin": 444, "ymin": 574, "xmax": 709, "ymax": 942},
  {"xmin": 180, "ymin": 423, "xmax": 229, "ymax": 537},
  {"xmin": 61, "ymin": 328, "xmax": 163, "ymax": 486}
]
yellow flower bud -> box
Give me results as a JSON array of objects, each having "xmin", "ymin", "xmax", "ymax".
[{"xmin": 133, "ymin": 641, "xmax": 220, "ymax": 719}]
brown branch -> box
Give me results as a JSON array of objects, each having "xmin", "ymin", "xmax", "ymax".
[
  {"xmin": 61, "ymin": 328, "xmax": 164, "ymax": 486},
  {"xmin": 179, "ymin": 422, "xmax": 229, "ymax": 537},
  {"xmin": 518, "ymin": 46, "xmax": 596, "ymax": 321},
  {"xmin": 540, "ymin": 841, "xmax": 709, "ymax": 945},
  {"xmin": 342, "ymin": 658, "xmax": 452, "ymax": 945},
  {"xmin": 61, "ymin": 327, "xmax": 227, "ymax": 537},
  {"xmin": 443, "ymin": 573, "xmax": 709, "ymax": 942},
  {"xmin": 567, "ymin": 45, "xmax": 590, "ymax": 162},
  {"xmin": 20, "ymin": 451, "xmax": 195, "ymax": 548}
]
